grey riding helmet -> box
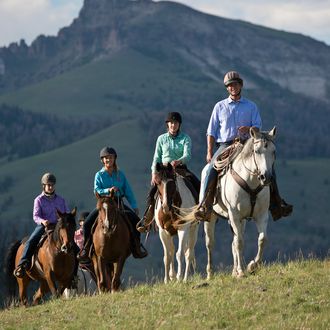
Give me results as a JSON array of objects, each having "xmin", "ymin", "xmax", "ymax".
[
  {"xmin": 223, "ymin": 71, "xmax": 243, "ymax": 87},
  {"xmin": 41, "ymin": 173, "xmax": 56, "ymax": 185},
  {"xmin": 99, "ymin": 146, "xmax": 117, "ymax": 159}
]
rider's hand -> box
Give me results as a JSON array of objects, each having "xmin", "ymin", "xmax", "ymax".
[
  {"xmin": 238, "ymin": 126, "xmax": 250, "ymax": 135},
  {"xmin": 151, "ymin": 173, "xmax": 160, "ymax": 185},
  {"xmin": 206, "ymin": 151, "xmax": 213, "ymax": 163},
  {"xmin": 41, "ymin": 219, "xmax": 49, "ymax": 227},
  {"xmin": 108, "ymin": 186, "xmax": 118, "ymax": 194},
  {"xmin": 170, "ymin": 160, "xmax": 181, "ymax": 168},
  {"xmin": 134, "ymin": 208, "xmax": 139, "ymax": 216}
]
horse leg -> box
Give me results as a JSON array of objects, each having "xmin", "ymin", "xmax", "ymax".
[
  {"xmin": 32, "ymin": 280, "xmax": 50, "ymax": 306},
  {"xmin": 44, "ymin": 270, "xmax": 59, "ymax": 297},
  {"xmin": 112, "ymin": 259, "xmax": 126, "ymax": 292},
  {"xmin": 17, "ymin": 277, "xmax": 30, "ymax": 306},
  {"xmin": 248, "ymin": 214, "xmax": 268, "ymax": 273},
  {"xmin": 97, "ymin": 256, "xmax": 108, "ymax": 292},
  {"xmin": 183, "ymin": 222, "xmax": 199, "ymax": 282},
  {"xmin": 230, "ymin": 216, "xmax": 245, "ymax": 278},
  {"xmin": 204, "ymin": 219, "xmax": 216, "ymax": 280},
  {"xmin": 159, "ymin": 228, "xmax": 175, "ymax": 283},
  {"xmin": 176, "ymin": 228, "xmax": 188, "ymax": 281}
]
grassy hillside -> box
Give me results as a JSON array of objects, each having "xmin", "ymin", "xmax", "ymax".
[
  {"xmin": 1, "ymin": 259, "xmax": 329, "ymax": 329},
  {"xmin": 0, "ymin": 49, "xmax": 219, "ymax": 118}
]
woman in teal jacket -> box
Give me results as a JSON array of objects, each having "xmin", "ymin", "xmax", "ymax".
[
  {"xmin": 137, "ymin": 112, "xmax": 200, "ymax": 232},
  {"xmin": 78, "ymin": 147, "xmax": 147, "ymax": 262}
]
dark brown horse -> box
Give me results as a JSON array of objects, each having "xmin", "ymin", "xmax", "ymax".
[
  {"xmin": 5, "ymin": 208, "xmax": 77, "ymax": 306},
  {"xmin": 91, "ymin": 193, "xmax": 131, "ymax": 292}
]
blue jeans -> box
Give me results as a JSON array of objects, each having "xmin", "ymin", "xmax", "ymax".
[
  {"xmin": 199, "ymin": 142, "xmax": 232, "ymax": 203},
  {"xmin": 19, "ymin": 224, "xmax": 45, "ymax": 266}
]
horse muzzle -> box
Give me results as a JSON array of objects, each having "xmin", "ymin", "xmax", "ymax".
[
  {"xmin": 60, "ymin": 242, "xmax": 73, "ymax": 254},
  {"xmin": 258, "ymin": 172, "xmax": 272, "ymax": 186}
]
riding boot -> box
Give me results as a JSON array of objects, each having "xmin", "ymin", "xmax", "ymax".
[
  {"xmin": 78, "ymin": 238, "xmax": 92, "ymax": 264},
  {"xmin": 131, "ymin": 236, "xmax": 148, "ymax": 259},
  {"xmin": 194, "ymin": 168, "xmax": 218, "ymax": 222},
  {"xmin": 137, "ymin": 202, "xmax": 155, "ymax": 233},
  {"xmin": 269, "ymin": 176, "xmax": 293, "ymax": 221}
]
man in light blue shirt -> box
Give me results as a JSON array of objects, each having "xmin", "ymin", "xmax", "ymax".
[{"xmin": 195, "ymin": 71, "xmax": 292, "ymax": 221}]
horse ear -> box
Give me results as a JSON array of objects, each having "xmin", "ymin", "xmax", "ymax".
[
  {"xmin": 56, "ymin": 209, "xmax": 63, "ymax": 218},
  {"xmin": 269, "ymin": 126, "xmax": 277, "ymax": 139},
  {"xmin": 71, "ymin": 207, "xmax": 77, "ymax": 217},
  {"xmin": 95, "ymin": 192, "xmax": 101, "ymax": 200},
  {"xmin": 250, "ymin": 126, "xmax": 260, "ymax": 139},
  {"xmin": 167, "ymin": 162, "xmax": 173, "ymax": 171},
  {"xmin": 109, "ymin": 189, "xmax": 115, "ymax": 198}
]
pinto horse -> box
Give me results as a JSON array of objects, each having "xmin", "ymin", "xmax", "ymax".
[
  {"xmin": 91, "ymin": 193, "xmax": 131, "ymax": 292},
  {"xmin": 181, "ymin": 127, "xmax": 276, "ymax": 279},
  {"xmin": 155, "ymin": 162, "xmax": 199, "ymax": 283},
  {"xmin": 5, "ymin": 208, "xmax": 77, "ymax": 305}
]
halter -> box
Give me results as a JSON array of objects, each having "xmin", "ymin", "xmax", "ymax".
[{"xmin": 241, "ymin": 136, "xmax": 275, "ymax": 181}]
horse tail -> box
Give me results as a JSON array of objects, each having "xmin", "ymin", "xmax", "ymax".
[
  {"xmin": 174, "ymin": 205, "xmax": 199, "ymax": 229},
  {"xmin": 3, "ymin": 239, "xmax": 21, "ymax": 299}
]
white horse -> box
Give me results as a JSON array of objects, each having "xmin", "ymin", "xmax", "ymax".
[
  {"xmin": 154, "ymin": 163, "xmax": 199, "ymax": 283},
  {"xmin": 184, "ymin": 127, "xmax": 276, "ymax": 279},
  {"xmin": 63, "ymin": 266, "xmax": 97, "ymax": 298}
]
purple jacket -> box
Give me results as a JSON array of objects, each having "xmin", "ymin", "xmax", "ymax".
[{"xmin": 33, "ymin": 192, "xmax": 69, "ymax": 225}]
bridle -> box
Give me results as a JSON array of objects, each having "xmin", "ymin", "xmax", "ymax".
[{"xmin": 241, "ymin": 136, "xmax": 275, "ymax": 182}]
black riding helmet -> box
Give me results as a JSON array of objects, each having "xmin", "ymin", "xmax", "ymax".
[
  {"xmin": 41, "ymin": 173, "xmax": 56, "ymax": 185},
  {"xmin": 165, "ymin": 112, "xmax": 182, "ymax": 124},
  {"xmin": 99, "ymin": 146, "xmax": 117, "ymax": 159}
]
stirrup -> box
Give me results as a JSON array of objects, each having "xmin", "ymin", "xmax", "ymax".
[
  {"xmin": 13, "ymin": 262, "xmax": 29, "ymax": 278},
  {"xmin": 77, "ymin": 248, "xmax": 91, "ymax": 263},
  {"xmin": 137, "ymin": 225, "xmax": 147, "ymax": 233}
]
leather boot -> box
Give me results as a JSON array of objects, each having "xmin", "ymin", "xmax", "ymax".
[
  {"xmin": 137, "ymin": 203, "xmax": 154, "ymax": 233},
  {"xmin": 194, "ymin": 174, "xmax": 217, "ymax": 222},
  {"xmin": 269, "ymin": 178, "xmax": 293, "ymax": 221},
  {"xmin": 131, "ymin": 237, "xmax": 148, "ymax": 259},
  {"xmin": 77, "ymin": 239, "xmax": 92, "ymax": 264}
]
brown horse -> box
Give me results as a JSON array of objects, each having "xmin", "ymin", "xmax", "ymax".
[
  {"xmin": 5, "ymin": 208, "xmax": 77, "ymax": 306},
  {"xmin": 91, "ymin": 193, "xmax": 131, "ymax": 292}
]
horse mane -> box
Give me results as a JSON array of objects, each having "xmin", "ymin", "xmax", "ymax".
[
  {"xmin": 240, "ymin": 137, "xmax": 254, "ymax": 160},
  {"xmin": 157, "ymin": 164, "xmax": 175, "ymax": 181}
]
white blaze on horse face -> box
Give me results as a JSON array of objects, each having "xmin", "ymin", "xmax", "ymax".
[
  {"xmin": 162, "ymin": 181, "xmax": 170, "ymax": 213},
  {"xmin": 253, "ymin": 138, "xmax": 275, "ymax": 185},
  {"xmin": 103, "ymin": 202, "xmax": 109, "ymax": 229}
]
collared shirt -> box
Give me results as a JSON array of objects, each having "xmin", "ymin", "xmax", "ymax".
[
  {"xmin": 94, "ymin": 168, "xmax": 137, "ymax": 209},
  {"xmin": 207, "ymin": 96, "xmax": 262, "ymax": 143},
  {"xmin": 33, "ymin": 192, "xmax": 69, "ymax": 225},
  {"xmin": 74, "ymin": 228, "xmax": 84, "ymax": 249},
  {"xmin": 151, "ymin": 132, "xmax": 192, "ymax": 173}
]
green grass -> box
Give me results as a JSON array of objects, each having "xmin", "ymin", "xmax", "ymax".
[{"xmin": 1, "ymin": 259, "xmax": 329, "ymax": 329}]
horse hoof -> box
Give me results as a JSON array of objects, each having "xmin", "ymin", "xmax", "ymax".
[{"xmin": 247, "ymin": 261, "xmax": 258, "ymax": 273}]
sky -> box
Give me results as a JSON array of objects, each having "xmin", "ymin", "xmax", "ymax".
[{"xmin": 0, "ymin": 0, "xmax": 329, "ymax": 47}]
